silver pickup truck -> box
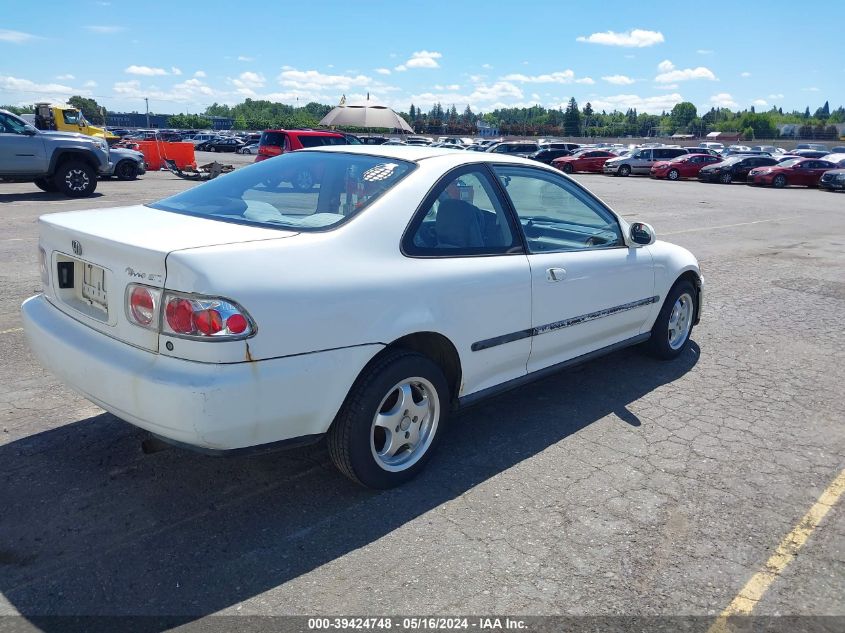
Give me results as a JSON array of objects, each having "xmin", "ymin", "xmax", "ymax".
[{"xmin": 0, "ymin": 109, "xmax": 111, "ymax": 197}]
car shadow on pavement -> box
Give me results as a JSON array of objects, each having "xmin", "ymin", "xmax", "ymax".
[
  {"xmin": 0, "ymin": 342, "xmax": 699, "ymax": 630},
  {"xmin": 0, "ymin": 192, "xmax": 104, "ymax": 203}
]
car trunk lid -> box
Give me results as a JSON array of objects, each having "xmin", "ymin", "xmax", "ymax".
[{"xmin": 38, "ymin": 205, "xmax": 297, "ymax": 352}]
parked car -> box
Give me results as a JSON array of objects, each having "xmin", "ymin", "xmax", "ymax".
[
  {"xmin": 747, "ymin": 158, "xmax": 837, "ymax": 188},
  {"xmin": 189, "ymin": 133, "xmax": 218, "ymax": 146},
  {"xmin": 698, "ymin": 142, "xmax": 724, "ymax": 152},
  {"xmin": 603, "ymin": 147, "xmax": 687, "ymax": 176},
  {"xmin": 819, "ymin": 169, "xmax": 845, "ymax": 191},
  {"xmin": 486, "ymin": 141, "xmax": 540, "ymax": 157},
  {"xmin": 650, "ymin": 154, "xmax": 722, "ymax": 180},
  {"xmin": 831, "ymin": 146, "xmax": 845, "ymax": 154},
  {"xmin": 788, "ymin": 149, "xmax": 829, "ymax": 159},
  {"xmin": 529, "ymin": 148, "xmax": 572, "ymax": 164},
  {"xmin": 751, "ymin": 145, "xmax": 784, "ymax": 155},
  {"xmin": 698, "ymin": 155, "xmax": 779, "ymax": 184},
  {"xmin": 105, "ymin": 148, "xmax": 146, "ymax": 180},
  {"xmin": 553, "ymin": 149, "xmax": 617, "ymax": 174},
  {"xmin": 237, "ymin": 143, "xmax": 259, "ymax": 155},
  {"xmin": 821, "ymin": 153, "xmax": 845, "ymax": 167},
  {"xmin": 255, "ymin": 129, "xmax": 350, "ymax": 163},
  {"xmin": 795, "ymin": 143, "xmax": 828, "ymax": 152},
  {"xmin": 196, "ymin": 138, "xmax": 244, "ymax": 153},
  {"xmin": 685, "ymin": 147, "xmax": 720, "ymax": 157},
  {"xmin": 359, "ymin": 136, "xmax": 389, "ymax": 145},
  {"xmin": 539, "ymin": 142, "xmax": 580, "ymax": 152},
  {"xmin": 0, "ymin": 108, "xmax": 110, "ymax": 197},
  {"xmin": 21, "ymin": 145, "xmax": 702, "ymax": 489}
]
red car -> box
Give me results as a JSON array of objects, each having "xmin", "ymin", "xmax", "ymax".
[
  {"xmin": 747, "ymin": 158, "xmax": 838, "ymax": 188},
  {"xmin": 552, "ymin": 150, "xmax": 617, "ymax": 174},
  {"xmin": 650, "ymin": 154, "xmax": 722, "ymax": 180},
  {"xmin": 255, "ymin": 129, "xmax": 351, "ymax": 163}
]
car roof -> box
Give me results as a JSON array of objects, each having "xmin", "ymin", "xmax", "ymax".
[{"xmin": 263, "ymin": 129, "xmax": 344, "ymax": 137}]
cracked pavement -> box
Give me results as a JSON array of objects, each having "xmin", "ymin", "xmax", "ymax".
[{"xmin": 0, "ymin": 169, "xmax": 843, "ymax": 625}]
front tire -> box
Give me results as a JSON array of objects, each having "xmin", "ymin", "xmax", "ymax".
[
  {"xmin": 55, "ymin": 161, "xmax": 97, "ymax": 197},
  {"xmin": 667, "ymin": 169, "xmax": 680, "ymax": 181},
  {"xmin": 328, "ymin": 350, "xmax": 449, "ymax": 489},
  {"xmin": 644, "ymin": 280, "xmax": 696, "ymax": 360},
  {"xmin": 773, "ymin": 174, "xmax": 787, "ymax": 188},
  {"xmin": 618, "ymin": 164, "xmax": 631, "ymax": 177}
]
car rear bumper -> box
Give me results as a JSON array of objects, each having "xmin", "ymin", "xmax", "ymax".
[{"xmin": 21, "ymin": 294, "xmax": 382, "ymax": 451}]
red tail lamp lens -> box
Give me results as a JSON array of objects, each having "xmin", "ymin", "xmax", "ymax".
[
  {"xmin": 129, "ymin": 286, "xmax": 155, "ymax": 325},
  {"xmin": 195, "ymin": 309, "xmax": 223, "ymax": 336},
  {"xmin": 166, "ymin": 298, "xmax": 194, "ymax": 334},
  {"xmin": 226, "ymin": 313, "xmax": 247, "ymax": 334}
]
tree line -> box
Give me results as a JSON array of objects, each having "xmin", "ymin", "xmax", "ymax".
[{"xmin": 3, "ymin": 96, "xmax": 842, "ymax": 140}]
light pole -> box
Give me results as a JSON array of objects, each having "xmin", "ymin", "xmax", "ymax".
[{"xmin": 144, "ymin": 97, "xmax": 149, "ymax": 128}]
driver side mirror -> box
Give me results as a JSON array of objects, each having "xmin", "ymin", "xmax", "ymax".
[{"xmin": 629, "ymin": 222, "xmax": 656, "ymax": 246}]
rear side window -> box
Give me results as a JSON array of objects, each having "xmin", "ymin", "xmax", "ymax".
[
  {"xmin": 260, "ymin": 131, "xmax": 286, "ymax": 146},
  {"xmin": 298, "ymin": 135, "xmax": 348, "ymax": 148}
]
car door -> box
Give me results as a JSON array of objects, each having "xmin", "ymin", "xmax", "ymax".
[
  {"xmin": 806, "ymin": 161, "xmax": 832, "ymax": 185},
  {"xmin": 402, "ymin": 166, "xmax": 532, "ymax": 394},
  {"xmin": 734, "ymin": 158, "xmax": 755, "ymax": 180},
  {"xmin": 632, "ymin": 149, "xmax": 653, "ymax": 174},
  {"xmin": 490, "ymin": 164, "xmax": 655, "ymax": 373},
  {"xmin": 0, "ymin": 112, "xmax": 47, "ymax": 174}
]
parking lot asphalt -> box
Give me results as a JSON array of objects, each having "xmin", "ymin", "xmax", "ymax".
[{"xmin": 0, "ymin": 162, "xmax": 843, "ymax": 625}]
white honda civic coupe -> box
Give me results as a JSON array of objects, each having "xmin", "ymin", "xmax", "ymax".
[{"xmin": 22, "ymin": 146, "xmax": 703, "ymax": 488}]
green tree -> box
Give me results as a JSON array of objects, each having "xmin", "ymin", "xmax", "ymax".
[
  {"xmin": 68, "ymin": 95, "xmax": 106, "ymax": 125},
  {"xmin": 583, "ymin": 102, "xmax": 593, "ymax": 118},
  {"xmin": 814, "ymin": 101, "xmax": 830, "ymax": 120},
  {"xmin": 563, "ymin": 98, "xmax": 581, "ymax": 136},
  {"xmin": 168, "ymin": 114, "xmax": 213, "ymax": 129},
  {"xmin": 670, "ymin": 102, "xmax": 697, "ymax": 132}
]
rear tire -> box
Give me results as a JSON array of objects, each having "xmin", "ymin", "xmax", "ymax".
[
  {"xmin": 562, "ymin": 163, "xmax": 574, "ymax": 174},
  {"xmin": 34, "ymin": 177, "xmax": 58, "ymax": 193},
  {"xmin": 719, "ymin": 172, "xmax": 733, "ymax": 184},
  {"xmin": 644, "ymin": 280, "xmax": 696, "ymax": 360},
  {"xmin": 114, "ymin": 160, "xmax": 138, "ymax": 181},
  {"xmin": 328, "ymin": 350, "xmax": 449, "ymax": 489},
  {"xmin": 55, "ymin": 161, "xmax": 97, "ymax": 197},
  {"xmin": 773, "ymin": 174, "xmax": 787, "ymax": 188}
]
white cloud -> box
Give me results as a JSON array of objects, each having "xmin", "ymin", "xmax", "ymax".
[
  {"xmin": 85, "ymin": 25, "xmax": 124, "ymax": 33},
  {"xmin": 396, "ymin": 50, "xmax": 442, "ymax": 71},
  {"xmin": 125, "ymin": 65, "xmax": 169, "ymax": 76},
  {"xmin": 277, "ymin": 69, "xmax": 373, "ymax": 91},
  {"xmin": 56, "ymin": 74, "xmax": 75, "ymax": 80},
  {"xmin": 481, "ymin": 63, "xmax": 493, "ymax": 69},
  {"xmin": 602, "ymin": 75, "xmax": 635, "ymax": 85},
  {"xmin": 229, "ymin": 71, "xmax": 266, "ymax": 96},
  {"xmin": 375, "ymin": 68, "xmax": 391, "ymax": 75},
  {"xmin": 654, "ymin": 60, "xmax": 716, "ymax": 83},
  {"xmin": 697, "ymin": 49, "xmax": 714, "ymax": 55},
  {"xmin": 576, "ymin": 29, "xmax": 664, "ymax": 48},
  {"xmin": 803, "ymin": 87, "xmax": 820, "ymax": 92},
  {"xmin": 237, "ymin": 55, "xmax": 254, "ymax": 62},
  {"xmin": 576, "ymin": 77, "xmax": 595, "ymax": 84},
  {"xmin": 753, "ymin": 99, "xmax": 768, "ymax": 106},
  {"xmin": 502, "ymin": 70, "xmax": 575, "ymax": 83},
  {"xmin": 194, "ymin": 70, "xmax": 206, "ymax": 78},
  {"xmin": 658, "ymin": 83, "xmax": 679, "ymax": 90},
  {"xmin": 0, "ymin": 75, "xmax": 90, "ymax": 99},
  {"xmin": 587, "ymin": 93, "xmax": 685, "ymax": 114},
  {"xmin": 83, "ymin": 80, "xmax": 97, "ymax": 87},
  {"xmin": 0, "ymin": 29, "xmax": 39, "ymax": 43},
  {"xmin": 768, "ymin": 93, "xmax": 784, "ymax": 100},
  {"xmin": 710, "ymin": 93, "xmax": 738, "ymax": 108},
  {"xmin": 740, "ymin": 71, "xmax": 751, "ymax": 77},
  {"xmin": 113, "ymin": 78, "xmax": 218, "ymax": 103},
  {"xmin": 171, "ymin": 67, "xmax": 182, "ymax": 76},
  {"xmin": 394, "ymin": 65, "xmax": 407, "ymax": 72}
]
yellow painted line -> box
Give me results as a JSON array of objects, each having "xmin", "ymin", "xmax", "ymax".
[
  {"xmin": 0, "ymin": 327, "xmax": 23, "ymax": 335},
  {"xmin": 708, "ymin": 468, "xmax": 845, "ymax": 633},
  {"xmin": 663, "ymin": 217, "xmax": 793, "ymax": 236}
]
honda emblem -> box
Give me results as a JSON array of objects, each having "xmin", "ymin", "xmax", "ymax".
[{"xmin": 71, "ymin": 240, "xmax": 82, "ymax": 257}]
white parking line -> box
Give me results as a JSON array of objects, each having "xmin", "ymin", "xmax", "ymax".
[{"xmin": 663, "ymin": 217, "xmax": 794, "ymax": 235}]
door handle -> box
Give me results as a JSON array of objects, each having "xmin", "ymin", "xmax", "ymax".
[{"xmin": 546, "ymin": 267, "xmax": 567, "ymax": 282}]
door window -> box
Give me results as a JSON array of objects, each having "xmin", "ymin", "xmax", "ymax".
[
  {"xmin": 492, "ymin": 166, "xmax": 623, "ymax": 253},
  {"xmin": 404, "ymin": 168, "xmax": 521, "ymax": 256},
  {"xmin": 0, "ymin": 113, "xmax": 30, "ymax": 134}
]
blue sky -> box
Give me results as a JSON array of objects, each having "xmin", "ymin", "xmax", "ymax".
[{"xmin": 1, "ymin": 0, "xmax": 841, "ymax": 116}]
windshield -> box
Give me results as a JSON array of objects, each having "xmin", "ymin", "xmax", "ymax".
[
  {"xmin": 777, "ymin": 159, "xmax": 800, "ymax": 168},
  {"xmin": 149, "ymin": 151, "xmax": 415, "ymax": 231}
]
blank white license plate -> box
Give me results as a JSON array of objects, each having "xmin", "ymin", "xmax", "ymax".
[{"xmin": 81, "ymin": 262, "xmax": 108, "ymax": 314}]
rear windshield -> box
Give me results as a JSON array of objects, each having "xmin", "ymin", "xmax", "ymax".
[
  {"xmin": 148, "ymin": 152, "xmax": 414, "ymax": 231},
  {"xmin": 298, "ymin": 135, "xmax": 348, "ymax": 148}
]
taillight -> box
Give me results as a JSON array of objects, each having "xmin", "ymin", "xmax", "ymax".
[
  {"xmin": 38, "ymin": 246, "xmax": 49, "ymax": 286},
  {"xmin": 125, "ymin": 283, "xmax": 161, "ymax": 329},
  {"xmin": 162, "ymin": 291, "xmax": 254, "ymax": 340}
]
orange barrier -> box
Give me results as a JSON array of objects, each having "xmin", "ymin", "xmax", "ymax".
[{"xmin": 133, "ymin": 140, "xmax": 196, "ymax": 171}]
